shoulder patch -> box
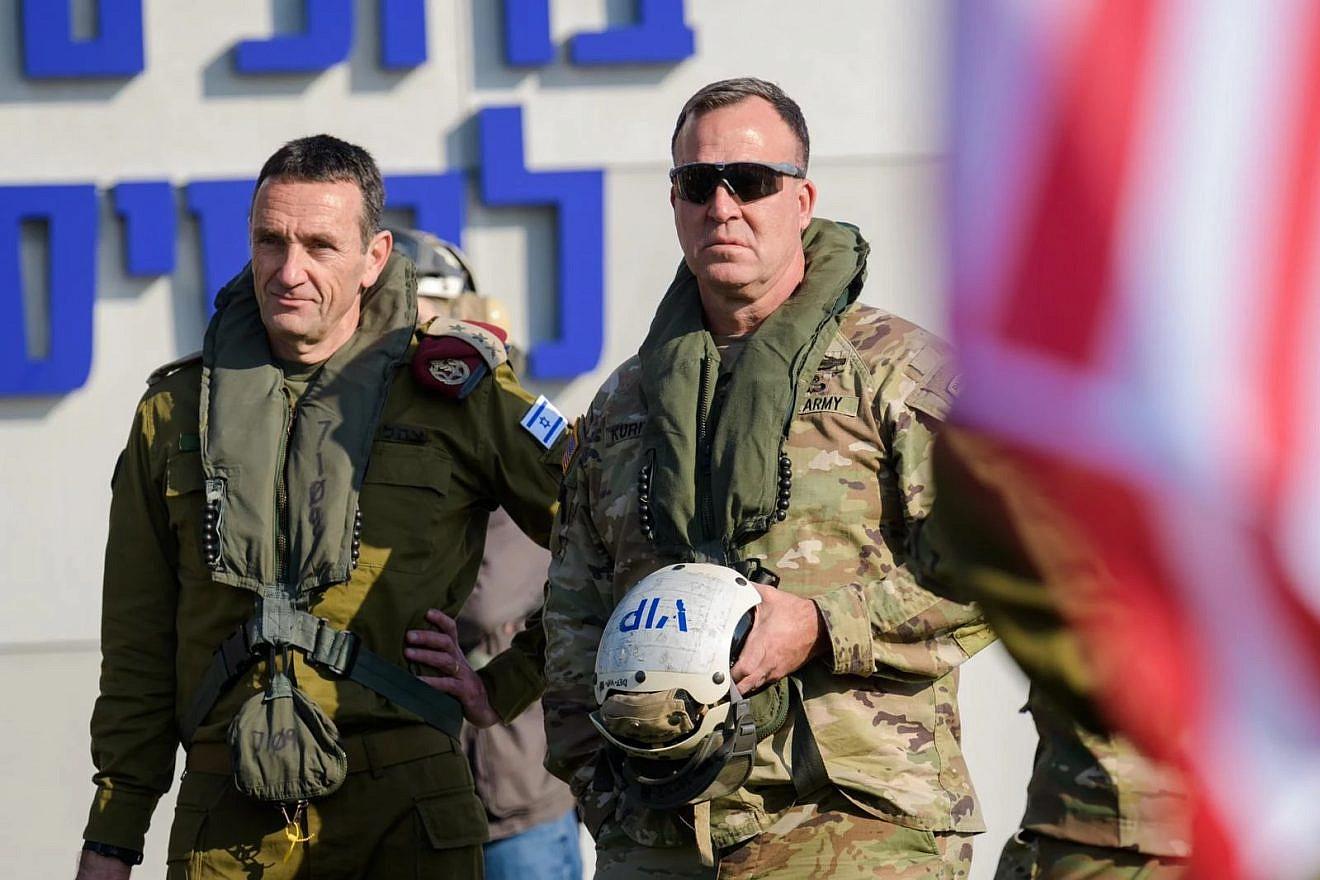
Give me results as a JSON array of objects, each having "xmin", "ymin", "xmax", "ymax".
[
  {"xmin": 905, "ymin": 344, "xmax": 944, "ymax": 380},
  {"xmin": 146, "ymin": 350, "xmax": 203, "ymax": 387},
  {"xmin": 561, "ymin": 418, "xmax": 582, "ymax": 475},
  {"xmin": 413, "ymin": 319, "xmax": 510, "ymax": 400},
  {"xmin": 521, "ymin": 395, "xmax": 568, "ymax": 449},
  {"xmin": 906, "ymin": 361, "xmax": 961, "ymax": 422}
]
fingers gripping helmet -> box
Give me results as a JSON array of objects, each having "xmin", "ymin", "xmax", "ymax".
[{"xmin": 592, "ymin": 563, "xmax": 761, "ymax": 809}]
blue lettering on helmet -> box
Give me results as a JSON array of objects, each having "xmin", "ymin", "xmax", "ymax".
[
  {"xmin": 617, "ymin": 597, "xmax": 693, "ymax": 633},
  {"xmin": 619, "ymin": 598, "xmax": 647, "ymax": 632}
]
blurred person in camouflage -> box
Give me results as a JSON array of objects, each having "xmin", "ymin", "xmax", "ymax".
[
  {"xmin": 922, "ymin": 433, "xmax": 1192, "ymax": 880},
  {"xmin": 540, "ymin": 78, "xmax": 994, "ymax": 878},
  {"xmin": 395, "ymin": 228, "xmax": 583, "ymax": 880}
]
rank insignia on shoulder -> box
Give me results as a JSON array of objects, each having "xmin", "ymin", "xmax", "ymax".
[
  {"xmin": 413, "ymin": 319, "xmax": 509, "ymax": 400},
  {"xmin": 521, "ymin": 395, "xmax": 568, "ymax": 449}
]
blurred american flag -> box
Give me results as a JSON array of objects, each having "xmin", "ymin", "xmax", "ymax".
[{"xmin": 949, "ymin": 2, "xmax": 1320, "ymax": 877}]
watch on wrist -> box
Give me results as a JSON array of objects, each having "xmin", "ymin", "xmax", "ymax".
[{"xmin": 83, "ymin": 840, "xmax": 144, "ymax": 866}]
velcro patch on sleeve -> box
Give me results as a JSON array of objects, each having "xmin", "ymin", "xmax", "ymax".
[
  {"xmin": 561, "ymin": 418, "xmax": 581, "ymax": 474},
  {"xmin": 906, "ymin": 362, "xmax": 962, "ymax": 422},
  {"xmin": 521, "ymin": 395, "xmax": 568, "ymax": 449}
]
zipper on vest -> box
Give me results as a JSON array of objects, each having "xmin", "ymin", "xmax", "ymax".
[
  {"xmin": 696, "ymin": 354, "xmax": 718, "ymax": 541},
  {"xmin": 275, "ymin": 392, "xmax": 299, "ymax": 590}
]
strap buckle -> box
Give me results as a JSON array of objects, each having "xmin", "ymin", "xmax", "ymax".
[
  {"xmin": 731, "ymin": 557, "xmax": 780, "ymax": 586},
  {"xmin": 306, "ymin": 617, "xmax": 360, "ymax": 677}
]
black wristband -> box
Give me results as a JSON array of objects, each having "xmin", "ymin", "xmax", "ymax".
[{"xmin": 83, "ymin": 840, "xmax": 145, "ymax": 866}]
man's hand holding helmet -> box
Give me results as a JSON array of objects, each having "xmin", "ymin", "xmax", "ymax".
[{"xmin": 729, "ymin": 583, "xmax": 830, "ymax": 696}]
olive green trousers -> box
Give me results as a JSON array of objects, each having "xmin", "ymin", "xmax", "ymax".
[
  {"xmin": 594, "ymin": 790, "xmax": 974, "ymax": 880},
  {"xmin": 166, "ymin": 727, "xmax": 487, "ymax": 879},
  {"xmin": 994, "ymin": 831, "xmax": 1189, "ymax": 880}
]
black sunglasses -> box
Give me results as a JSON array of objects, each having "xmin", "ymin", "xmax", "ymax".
[{"xmin": 669, "ymin": 161, "xmax": 806, "ymax": 204}]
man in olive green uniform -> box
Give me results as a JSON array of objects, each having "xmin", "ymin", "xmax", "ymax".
[
  {"xmin": 923, "ymin": 430, "xmax": 1191, "ymax": 879},
  {"xmin": 542, "ymin": 78, "xmax": 993, "ymax": 879},
  {"xmin": 78, "ymin": 136, "xmax": 563, "ymax": 879},
  {"xmin": 400, "ymin": 228, "xmax": 583, "ymax": 878}
]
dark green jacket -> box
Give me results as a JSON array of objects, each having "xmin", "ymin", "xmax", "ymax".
[{"xmin": 84, "ymin": 346, "xmax": 562, "ymax": 852}]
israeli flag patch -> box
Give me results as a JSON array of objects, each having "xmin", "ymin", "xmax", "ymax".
[{"xmin": 521, "ymin": 395, "xmax": 568, "ymax": 449}]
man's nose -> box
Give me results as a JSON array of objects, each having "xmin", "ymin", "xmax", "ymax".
[
  {"xmin": 275, "ymin": 245, "xmax": 309, "ymax": 287},
  {"xmin": 706, "ymin": 182, "xmax": 741, "ymax": 222}
]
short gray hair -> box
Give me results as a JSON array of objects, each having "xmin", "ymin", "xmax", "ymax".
[
  {"xmin": 253, "ymin": 134, "xmax": 384, "ymax": 250},
  {"xmin": 670, "ymin": 77, "xmax": 810, "ymax": 169}
]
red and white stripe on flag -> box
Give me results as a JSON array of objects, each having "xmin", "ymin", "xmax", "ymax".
[{"xmin": 950, "ymin": 2, "xmax": 1320, "ymax": 878}]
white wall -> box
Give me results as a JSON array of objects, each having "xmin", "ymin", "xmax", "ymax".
[{"xmin": 0, "ymin": 2, "xmax": 1034, "ymax": 876}]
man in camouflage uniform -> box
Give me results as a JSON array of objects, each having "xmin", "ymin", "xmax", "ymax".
[
  {"xmin": 924, "ymin": 430, "xmax": 1191, "ymax": 879},
  {"xmin": 994, "ymin": 692, "xmax": 1190, "ymax": 880},
  {"xmin": 78, "ymin": 136, "xmax": 563, "ymax": 879},
  {"xmin": 542, "ymin": 78, "xmax": 993, "ymax": 878}
]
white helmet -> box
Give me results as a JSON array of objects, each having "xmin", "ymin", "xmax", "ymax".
[
  {"xmin": 592, "ymin": 563, "xmax": 762, "ymax": 808},
  {"xmin": 386, "ymin": 226, "xmax": 477, "ymax": 299}
]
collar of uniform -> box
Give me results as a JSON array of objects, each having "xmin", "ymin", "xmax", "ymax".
[
  {"xmin": 198, "ymin": 252, "xmax": 418, "ymax": 593},
  {"xmin": 637, "ymin": 219, "xmax": 870, "ymax": 557}
]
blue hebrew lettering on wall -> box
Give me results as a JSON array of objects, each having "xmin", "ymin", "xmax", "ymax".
[
  {"xmin": 479, "ymin": 106, "xmax": 604, "ymax": 379},
  {"xmin": 384, "ymin": 174, "xmax": 465, "ymax": 246},
  {"xmin": 503, "ymin": 0, "xmax": 554, "ymax": 67},
  {"xmin": 21, "ymin": 0, "xmax": 145, "ymax": 78},
  {"xmin": 113, "ymin": 182, "xmax": 175, "ymax": 276},
  {"xmin": 379, "ymin": 0, "xmax": 427, "ymax": 69},
  {"xmin": 233, "ymin": 0, "xmax": 354, "ymax": 74},
  {"xmin": 571, "ymin": 0, "xmax": 694, "ymax": 65},
  {"xmin": 185, "ymin": 181, "xmax": 255, "ymax": 317},
  {"xmin": 502, "ymin": 0, "xmax": 694, "ymax": 67},
  {"xmin": 0, "ymin": 186, "xmax": 98, "ymax": 395}
]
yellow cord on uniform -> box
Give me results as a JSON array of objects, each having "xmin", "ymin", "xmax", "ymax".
[{"xmin": 281, "ymin": 802, "xmax": 314, "ymax": 862}]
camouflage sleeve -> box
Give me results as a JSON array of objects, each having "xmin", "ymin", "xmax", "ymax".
[
  {"xmin": 541, "ymin": 419, "xmax": 618, "ymax": 830},
  {"xmin": 470, "ymin": 363, "xmax": 567, "ymax": 723},
  {"xmin": 84, "ymin": 396, "xmax": 180, "ymax": 852},
  {"xmin": 811, "ymin": 348, "xmax": 994, "ymax": 680}
]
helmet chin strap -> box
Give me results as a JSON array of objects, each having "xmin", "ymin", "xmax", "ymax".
[
  {"xmin": 622, "ymin": 681, "xmax": 759, "ymax": 870},
  {"xmin": 623, "ymin": 680, "xmax": 758, "ymax": 810}
]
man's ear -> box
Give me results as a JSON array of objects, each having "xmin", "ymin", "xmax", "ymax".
[
  {"xmin": 797, "ymin": 178, "xmax": 818, "ymax": 232},
  {"xmin": 360, "ymin": 229, "xmax": 393, "ymax": 288}
]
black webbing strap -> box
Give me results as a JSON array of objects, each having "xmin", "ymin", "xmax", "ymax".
[
  {"xmin": 179, "ymin": 611, "xmax": 463, "ymax": 744},
  {"xmin": 342, "ymin": 644, "xmax": 464, "ymax": 736},
  {"xmin": 788, "ymin": 677, "xmax": 829, "ymax": 801},
  {"xmin": 179, "ymin": 620, "xmax": 260, "ymax": 742}
]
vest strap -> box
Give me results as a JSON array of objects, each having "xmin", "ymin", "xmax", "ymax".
[{"xmin": 180, "ymin": 602, "xmax": 463, "ymax": 744}]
